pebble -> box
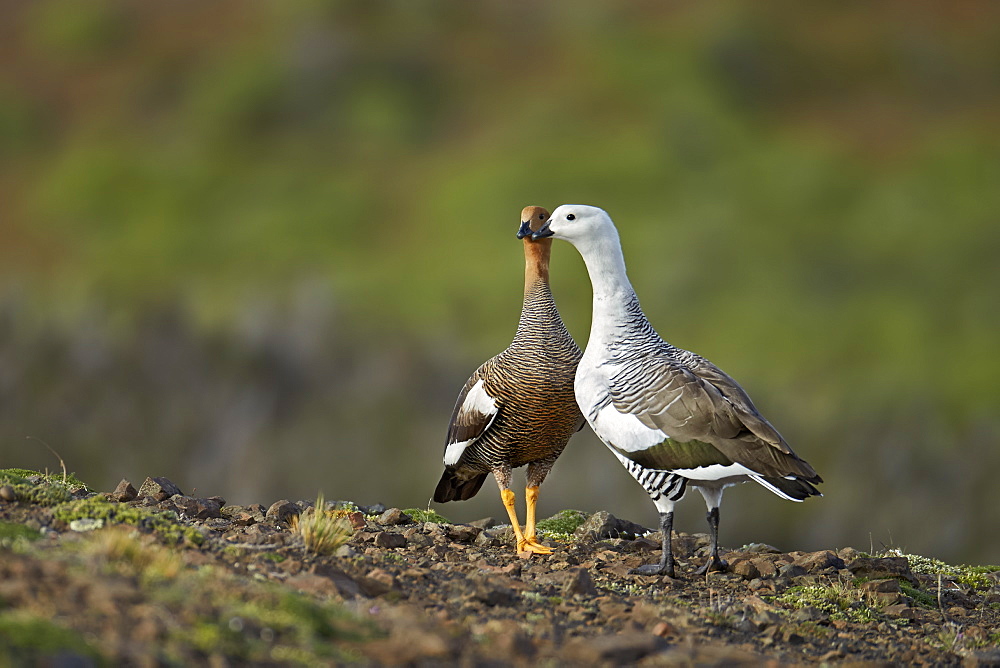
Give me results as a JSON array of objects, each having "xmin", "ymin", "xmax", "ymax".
[
  {"xmin": 377, "ymin": 508, "xmax": 412, "ymax": 526},
  {"xmin": 111, "ymin": 479, "xmax": 138, "ymax": 502},
  {"xmin": 137, "ymin": 476, "xmax": 182, "ymax": 502},
  {"xmin": 373, "ymin": 532, "xmax": 406, "ymax": 549},
  {"xmin": 265, "ymin": 500, "xmax": 300, "ymax": 524},
  {"xmin": 0, "ymin": 485, "xmax": 15, "ymax": 502}
]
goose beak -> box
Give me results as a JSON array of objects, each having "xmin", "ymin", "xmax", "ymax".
[
  {"xmin": 515, "ymin": 220, "xmax": 532, "ymax": 239},
  {"xmin": 531, "ymin": 220, "xmax": 554, "ymax": 240}
]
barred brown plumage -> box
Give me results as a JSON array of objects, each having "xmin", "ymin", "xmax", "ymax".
[{"xmin": 434, "ymin": 206, "xmax": 584, "ymax": 556}]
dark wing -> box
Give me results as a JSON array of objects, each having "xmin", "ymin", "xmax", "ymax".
[
  {"xmin": 443, "ymin": 366, "xmax": 500, "ymax": 466},
  {"xmin": 608, "ymin": 353, "xmax": 820, "ymax": 481}
]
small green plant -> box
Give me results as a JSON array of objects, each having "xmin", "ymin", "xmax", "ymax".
[
  {"xmin": 536, "ymin": 509, "xmax": 588, "ymax": 537},
  {"xmin": 898, "ymin": 581, "xmax": 936, "ymax": 608},
  {"xmin": 770, "ymin": 583, "xmax": 883, "ymax": 624},
  {"xmin": 79, "ymin": 526, "xmax": 183, "ymax": 581},
  {"xmin": 402, "ymin": 508, "xmax": 449, "ymax": 524},
  {"xmin": 290, "ymin": 494, "xmax": 353, "ymax": 555}
]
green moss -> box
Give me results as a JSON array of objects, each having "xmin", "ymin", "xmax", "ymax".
[
  {"xmin": 770, "ymin": 584, "xmax": 882, "ymax": 624},
  {"xmin": 52, "ymin": 496, "xmax": 204, "ymax": 546},
  {"xmin": 402, "ymin": 508, "xmax": 449, "ymax": 524},
  {"xmin": 536, "ymin": 509, "xmax": 589, "ymax": 537},
  {"xmin": 0, "ymin": 521, "xmax": 42, "ymax": 545},
  {"xmin": 0, "ymin": 612, "xmax": 104, "ymax": 665},
  {"xmin": 883, "ymin": 549, "xmax": 1000, "ymax": 590},
  {"xmin": 0, "ymin": 468, "xmax": 90, "ymax": 507},
  {"xmin": 899, "ymin": 581, "xmax": 937, "ymax": 608}
]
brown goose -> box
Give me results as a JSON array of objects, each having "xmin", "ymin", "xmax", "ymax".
[
  {"xmin": 434, "ymin": 206, "xmax": 584, "ymax": 555},
  {"xmin": 533, "ymin": 204, "xmax": 822, "ymax": 576}
]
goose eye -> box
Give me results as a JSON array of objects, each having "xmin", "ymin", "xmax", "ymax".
[
  {"xmin": 538, "ymin": 213, "xmax": 545, "ymax": 219},
  {"xmin": 566, "ymin": 214, "xmax": 576, "ymax": 221}
]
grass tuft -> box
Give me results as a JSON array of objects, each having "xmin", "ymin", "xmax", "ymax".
[{"xmin": 290, "ymin": 493, "xmax": 353, "ymax": 555}]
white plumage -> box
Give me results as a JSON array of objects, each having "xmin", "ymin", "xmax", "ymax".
[{"xmin": 534, "ymin": 204, "xmax": 822, "ymax": 577}]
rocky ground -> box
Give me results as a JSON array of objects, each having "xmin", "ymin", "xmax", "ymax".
[{"xmin": 2, "ymin": 469, "xmax": 1000, "ymax": 666}]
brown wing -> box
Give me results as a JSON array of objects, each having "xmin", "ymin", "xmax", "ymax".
[
  {"xmin": 443, "ymin": 366, "xmax": 500, "ymax": 461},
  {"xmin": 608, "ymin": 354, "xmax": 820, "ymax": 480}
]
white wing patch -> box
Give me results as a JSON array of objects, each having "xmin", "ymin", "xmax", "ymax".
[
  {"xmin": 443, "ymin": 379, "xmax": 498, "ymax": 466},
  {"xmin": 671, "ymin": 462, "xmax": 757, "ymax": 481},
  {"xmin": 443, "ymin": 438, "xmax": 474, "ymax": 466},
  {"xmin": 592, "ymin": 403, "xmax": 668, "ymax": 453},
  {"xmin": 592, "ymin": 403, "xmax": 758, "ymax": 482}
]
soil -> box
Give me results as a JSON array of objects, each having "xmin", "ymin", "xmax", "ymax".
[{"xmin": 2, "ymin": 473, "xmax": 1000, "ymax": 666}]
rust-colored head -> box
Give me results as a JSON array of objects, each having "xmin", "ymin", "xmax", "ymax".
[{"xmin": 516, "ymin": 206, "xmax": 551, "ymax": 239}]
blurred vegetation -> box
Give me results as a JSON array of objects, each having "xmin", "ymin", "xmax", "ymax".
[{"xmin": 1, "ymin": 1, "xmax": 998, "ymax": 562}]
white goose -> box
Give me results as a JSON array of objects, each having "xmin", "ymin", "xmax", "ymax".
[{"xmin": 533, "ymin": 205, "xmax": 822, "ymax": 576}]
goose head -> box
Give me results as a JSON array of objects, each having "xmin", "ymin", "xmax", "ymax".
[
  {"xmin": 516, "ymin": 205, "xmax": 551, "ymax": 239},
  {"xmin": 531, "ymin": 204, "xmax": 617, "ymax": 247}
]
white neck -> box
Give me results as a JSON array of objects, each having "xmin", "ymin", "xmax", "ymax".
[{"xmin": 570, "ymin": 229, "xmax": 641, "ymax": 347}]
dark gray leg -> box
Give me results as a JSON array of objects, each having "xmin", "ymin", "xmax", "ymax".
[
  {"xmin": 695, "ymin": 506, "xmax": 728, "ymax": 574},
  {"xmin": 630, "ymin": 511, "xmax": 675, "ymax": 577}
]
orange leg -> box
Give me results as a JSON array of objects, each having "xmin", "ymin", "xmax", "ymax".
[
  {"xmin": 521, "ymin": 485, "xmax": 553, "ymax": 554},
  {"xmin": 500, "ymin": 488, "xmax": 529, "ymax": 554}
]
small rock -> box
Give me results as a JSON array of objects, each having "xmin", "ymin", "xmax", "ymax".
[
  {"xmin": 562, "ymin": 568, "xmax": 599, "ymax": 597},
  {"xmin": 742, "ymin": 542, "xmax": 782, "ymax": 554},
  {"xmin": 0, "ymin": 485, "xmax": 15, "ymax": 502},
  {"xmin": 69, "ymin": 518, "xmax": 105, "ymax": 532},
  {"xmin": 837, "ymin": 546, "xmax": 862, "ymax": 561},
  {"xmin": 573, "ymin": 510, "xmax": 648, "ymax": 541},
  {"xmin": 859, "ymin": 578, "xmax": 901, "ymax": 594},
  {"xmin": 792, "ymin": 550, "xmax": 845, "ymax": 572},
  {"xmin": 346, "ymin": 511, "xmax": 367, "ymax": 530},
  {"xmin": 360, "ymin": 502, "xmax": 386, "ymax": 514},
  {"xmin": 730, "ymin": 559, "xmax": 760, "ymax": 580},
  {"xmin": 563, "ymin": 633, "xmax": 668, "ymax": 664},
  {"xmin": 170, "ymin": 495, "xmax": 224, "ymax": 520},
  {"xmin": 468, "ymin": 517, "xmax": 496, "ymax": 529},
  {"xmin": 265, "ymin": 500, "xmax": 300, "ymax": 524},
  {"xmin": 334, "ymin": 544, "xmax": 359, "ymax": 558},
  {"xmin": 359, "ymin": 569, "xmax": 396, "ymax": 596},
  {"xmin": 111, "ymin": 479, "xmax": 137, "ymax": 502},
  {"xmin": 446, "ymin": 524, "xmax": 481, "ymax": 542},
  {"xmin": 651, "ymin": 621, "xmax": 677, "ymax": 637},
  {"xmin": 778, "ymin": 563, "xmax": 806, "ymax": 578},
  {"xmin": 791, "ymin": 606, "xmax": 827, "ymax": 622},
  {"xmin": 221, "ymin": 505, "xmax": 265, "ymax": 526},
  {"xmin": 374, "ymin": 532, "xmax": 407, "ymax": 549},
  {"xmin": 847, "ymin": 556, "xmax": 918, "ymax": 585},
  {"xmin": 472, "ymin": 581, "xmax": 518, "ymax": 607},
  {"xmin": 377, "ymin": 508, "xmax": 413, "ymax": 526},
  {"xmin": 750, "ymin": 557, "xmax": 780, "ymax": 578},
  {"xmin": 137, "ymin": 476, "xmax": 182, "ymax": 502},
  {"xmin": 474, "ymin": 531, "xmax": 500, "ymax": 547},
  {"xmin": 882, "ymin": 603, "xmax": 915, "ymax": 618}
]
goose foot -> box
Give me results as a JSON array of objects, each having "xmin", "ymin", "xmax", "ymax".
[
  {"xmin": 517, "ymin": 536, "xmax": 554, "ymax": 555},
  {"xmin": 695, "ymin": 555, "xmax": 728, "ymax": 575}
]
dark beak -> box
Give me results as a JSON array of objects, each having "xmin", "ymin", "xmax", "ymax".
[
  {"xmin": 515, "ymin": 220, "xmax": 532, "ymax": 239},
  {"xmin": 531, "ymin": 220, "xmax": 554, "ymax": 240}
]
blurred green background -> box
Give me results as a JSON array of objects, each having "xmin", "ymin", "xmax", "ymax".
[{"xmin": 2, "ymin": 1, "xmax": 998, "ymax": 563}]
